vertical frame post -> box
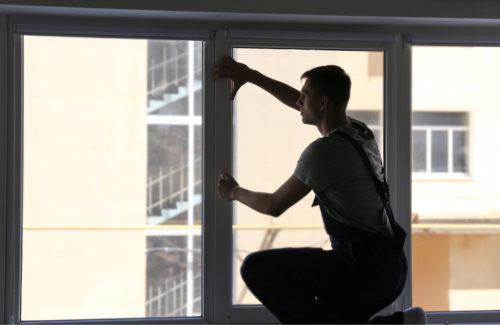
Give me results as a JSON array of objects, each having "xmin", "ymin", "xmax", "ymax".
[{"xmin": 385, "ymin": 33, "xmax": 413, "ymax": 310}]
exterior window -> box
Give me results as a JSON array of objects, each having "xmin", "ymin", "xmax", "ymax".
[
  {"xmin": 412, "ymin": 112, "xmax": 469, "ymax": 176},
  {"xmin": 22, "ymin": 36, "xmax": 203, "ymax": 321}
]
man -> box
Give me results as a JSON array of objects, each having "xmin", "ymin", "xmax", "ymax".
[{"xmin": 214, "ymin": 56, "xmax": 408, "ymax": 324}]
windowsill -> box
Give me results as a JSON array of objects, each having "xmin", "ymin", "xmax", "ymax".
[{"xmin": 412, "ymin": 173, "xmax": 472, "ymax": 182}]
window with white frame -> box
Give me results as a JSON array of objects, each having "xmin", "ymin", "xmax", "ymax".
[
  {"xmin": 21, "ymin": 36, "xmax": 203, "ymax": 321},
  {"xmin": 412, "ymin": 112, "xmax": 469, "ymax": 176}
]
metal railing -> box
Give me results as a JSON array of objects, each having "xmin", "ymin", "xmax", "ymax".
[
  {"xmin": 146, "ymin": 270, "xmax": 201, "ymax": 317},
  {"xmin": 147, "ymin": 156, "xmax": 202, "ymax": 216},
  {"xmin": 148, "ymin": 42, "xmax": 202, "ymax": 97}
]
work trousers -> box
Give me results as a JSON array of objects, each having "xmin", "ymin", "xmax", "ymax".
[{"xmin": 240, "ymin": 244, "xmax": 407, "ymax": 324}]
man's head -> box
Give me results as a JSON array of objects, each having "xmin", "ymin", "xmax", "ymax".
[
  {"xmin": 296, "ymin": 65, "xmax": 351, "ymax": 127},
  {"xmin": 301, "ymin": 65, "xmax": 351, "ymax": 111}
]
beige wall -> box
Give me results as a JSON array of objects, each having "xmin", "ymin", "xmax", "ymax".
[
  {"xmin": 412, "ymin": 46, "xmax": 500, "ymax": 220},
  {"xmin": 22, "ymin": 37, "xmax": 147, "ymax": 319}
]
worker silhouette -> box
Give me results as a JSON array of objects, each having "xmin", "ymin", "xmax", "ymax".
[{"xmin": 214, "ymin": 56, "xmax": 410, "ymax": 324}]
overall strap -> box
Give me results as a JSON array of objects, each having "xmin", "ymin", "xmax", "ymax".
[{"xmin": 335, "ymin": 130, "xmax": 406, "ymax": 247}]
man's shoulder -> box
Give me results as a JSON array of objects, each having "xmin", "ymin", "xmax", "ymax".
[{"xmin": 302, "ymin": 133, "xmax": 352, "ymax": 158}]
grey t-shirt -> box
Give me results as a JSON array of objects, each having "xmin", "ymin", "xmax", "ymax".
[{"xmin": 293, "ymin": 117, "xmax": 394, "ymax": 238}]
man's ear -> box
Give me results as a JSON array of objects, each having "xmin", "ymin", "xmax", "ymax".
[{"xmin": 320, "ymin": 95, "xmax": 329, "ymax": 109}]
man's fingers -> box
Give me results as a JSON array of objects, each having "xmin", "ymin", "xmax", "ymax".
[{"xmin": 233, "ymin": 81, "xmax": 245, "ymax": 99}]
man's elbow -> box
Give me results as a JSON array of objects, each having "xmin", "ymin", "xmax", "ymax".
[
  {"xmin": 268, "ymin": 208, "xmax": 283, "ymax": 218},
  {"xmin": 266, "ymin": 197, "xmax": 285, "ymax": 217}
]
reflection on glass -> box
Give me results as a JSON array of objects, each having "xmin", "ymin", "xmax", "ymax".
[
  {"xmin": 431, "ymin": 131, "xmax": 448, "ymax": 172},
  {"xmin": 453, "ymin": 131, "xmax": 467, "ymax": 173},
  {"xmin": 233, "ymin": 48, "xmax": 384, "ymax": 304},
  {"xmin": 22, "ymin": 36, "xmax": 202, "ymax": 321},
  {"xmin": 412, "ymin": 130, "xmax": 426, "ymax": 172},
  {"xmin": 412, "ymin": 46, "xmax": 500, "ymax": 312}
]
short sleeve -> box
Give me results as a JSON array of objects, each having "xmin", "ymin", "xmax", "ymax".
[{"xmin": 293, "ymin": 139, "xmax": 332, "ymax": 191}]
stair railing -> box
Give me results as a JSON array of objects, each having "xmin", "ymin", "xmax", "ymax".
[{"xmin": 147, "ymin": 156, "xmax": 202, "ymax": 215}]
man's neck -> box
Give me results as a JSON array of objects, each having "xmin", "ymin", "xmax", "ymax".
[{"xmin": 318, "ymin": 114, "xmax": 351, "ymax": 136}]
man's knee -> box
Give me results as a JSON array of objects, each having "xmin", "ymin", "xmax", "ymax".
[
  {"xmin": 240, "ymin": 251, "xmax": 263, "ymax": 282},
  {"xmin": 241, "ymin": 250, "xmax": 278, "ymax": 285}
]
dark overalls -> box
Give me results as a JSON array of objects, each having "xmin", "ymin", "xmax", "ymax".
[{"xmin": 240, "ymin": 131, "xmax": 408, "ymax": 324}]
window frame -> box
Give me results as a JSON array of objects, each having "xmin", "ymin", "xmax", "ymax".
[
  {"xmin": 3, "ymin": 15, "xmax": 214, "ymax": 325},
  {"xmin": 217, "ymin": 32, "xmax": 411, "ymax": 323},
  {"xmin": 411, "ymin": 112, "xmax": 470, "ymax": 179},
  {"xmin": 409, "ymin": 37, "xmax": 500, "ymax": 324},
  {"xmin": 0, "ymin": 8, "xmax": 500, "ymax": 325}
]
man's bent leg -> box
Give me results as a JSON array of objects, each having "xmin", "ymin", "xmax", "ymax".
[{"xmin": 240, "ymin": 247, "xmax": 358, "ymax": 324}]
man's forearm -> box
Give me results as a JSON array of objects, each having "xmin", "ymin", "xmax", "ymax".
[
  {"xmin": 232, "ymin": 186, "xmax": 279, "ymax": 217},
  {"xmin": 247, "ymin": 70, "xmax": 301, "ymax": 111}
]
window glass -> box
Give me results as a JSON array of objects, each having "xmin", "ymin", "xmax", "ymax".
[
  {"xmin": 431, "ymin": 130, "xmax": 448, "ymax": 172},
  {"xmin": 412, "ymin": 46, "xmax": 500, "ymax": 312},
  {"xmin": 412, "ymin": 112, "xmax": 468, "ymax": 176},
  {"xmin": 412, "ymin": 130, "xmax": 427, "ymax": 172},
  {"xmin": 413, "ymin": 112, "xmax": 467, "ymax": 126},
  {"xmin": 453, "ymin": 131, "xmax": 468, "ymax": 173},
  {"xmin": 22, "ymin": 36, "xmax": 202, "ymax": 320},
  {"xmin": 232, "ymin": 48, "xmax": 384, "ymax": 304}
]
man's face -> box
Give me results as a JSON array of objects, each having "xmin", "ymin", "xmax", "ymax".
[{"xmin": 296, "ymin": 78, "xmax": 322, "ymax": 125}]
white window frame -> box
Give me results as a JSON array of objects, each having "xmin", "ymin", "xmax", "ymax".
[
  {"xmin": 412, "ymin": 113, "xmax": 470, "ymax": 179},
  {"xmin": 409, "ymin": 36, "xmax": 500, "ymax": 324},
  {"xmin": 216, "ymin": 31, "xmax": 411, "ymax": 323},
  {"xmin": 2, "ymin": 15, "xmax": 214, "ymax": 325}
]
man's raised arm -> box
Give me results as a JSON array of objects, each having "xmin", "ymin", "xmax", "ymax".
[{"xmin": 213, "ymin": 56, "xmax": 301, "ymax": 111}]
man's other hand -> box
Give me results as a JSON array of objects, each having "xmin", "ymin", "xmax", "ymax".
[
  {"xmin": 217, "ymin": 171, "xmax": 239, "ymax": 201},
  {"xmin": 213, "ymin": 56, "xmax": 252, "ymax": 100}
]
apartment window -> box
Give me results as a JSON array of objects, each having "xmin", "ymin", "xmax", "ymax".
[
  {"xmin": 22, "ymin": 36, "xmax": 203, "ymax": 321},
  {"xmin": 412, "ymin": 112, "xmax": 469, "ymax": 176}
]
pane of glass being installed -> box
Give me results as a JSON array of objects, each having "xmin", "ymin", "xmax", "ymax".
[
  {"xmin": 232, "ymin": 48, "xmax": 384, "ymax": 304},
  {"xmin": 412, "ymin": 46, "xmax": 500, "ymax": 312},
  {"xmin": 22, "ymin": 36, "xmax": 202, "ymax": 320}
]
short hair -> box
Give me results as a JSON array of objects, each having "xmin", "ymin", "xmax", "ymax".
[{"xmin": 301, "ymin": 65, "xmax": 351, "ymax": 111}]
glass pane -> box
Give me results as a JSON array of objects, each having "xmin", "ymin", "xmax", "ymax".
[
  {"xmin": 412, "ymin": 130, "xmax": 427, "ymax": 172},
  {"xmin": 22, "ymin": 36, "xmax": 202, "ymax": 320},
  {"xmin": 412, "ymin": 46, "xmax": 500, "ymax": 312},
  {"xmin": 431, "ymin": 130, "xmax": 448, "ymax": 172},
  {"xmin": 413, "ymin": 112, "xmax": 467, "ymax": 126},
  {"xmin": 233, "ymin": 49, "xmax": 384, "ymax": 304},
  {"xmin": 453, "ymin": 131, "xmax": 468, "ymax": 173}
]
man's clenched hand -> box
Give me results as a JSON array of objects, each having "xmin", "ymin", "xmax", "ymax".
[{"xmin": 213, "ymin": 56, "xmax": 253, "ymax": 100}]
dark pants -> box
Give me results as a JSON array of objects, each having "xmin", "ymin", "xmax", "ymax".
[{"xmin": 241, "ymin": 244, "xmax": 407, "ymax": 324}]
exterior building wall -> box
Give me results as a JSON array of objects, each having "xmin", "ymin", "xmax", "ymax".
[{"xmin": 412, "ymin": 47, "xmax": 500, "ymax": 221}]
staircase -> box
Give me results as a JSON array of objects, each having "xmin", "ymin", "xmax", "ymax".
[
  {"xmin": 148, "ymin": 79, "xmax": 202, "ymax": 114},
  {"xmin": 148, "ymin": 193, "xmax": 202, "ymax": 225},
  {"xmin": 146, "ymin": 157, "xmax": 202, "ymax": 225}
]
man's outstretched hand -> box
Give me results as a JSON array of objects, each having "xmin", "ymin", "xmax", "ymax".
[
  {"xmin": 213, "ymin": 56, "xmax": 253, "ymax": 100},
  {"xmin": 217, "ymin": 171, "xmax": 239, "ymax": 201}
]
